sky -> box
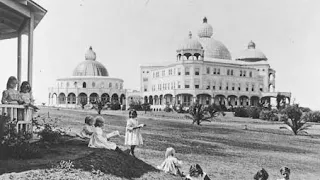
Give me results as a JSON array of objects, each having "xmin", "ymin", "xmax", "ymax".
[{"xmin": 0, "ymin": 0, "xmax": 319, "ymax": 110}]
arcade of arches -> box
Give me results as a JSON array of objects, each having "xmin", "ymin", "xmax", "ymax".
[
  {"xmin": 139, "ymin": 94, "xmax": 280, "ymax": 109},
  {"xmin": 48, "ymin": 92, "xmax": 126, "ymax": 106}
]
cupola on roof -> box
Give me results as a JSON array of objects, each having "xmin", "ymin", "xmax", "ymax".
[
  {"xmin": 197, "ymin": 17, "xmax": 232, "ymax": 60},
  {"xmin": 73, "ymin": 46, "xmax": 109, "ymax": 76},
  {"xmin": 236, "ymin": 41, "xmax": 267, "ymax": 62},
  {"xmin": 177, "ymin": 31, "xmax": 203, "ymax": 51}
]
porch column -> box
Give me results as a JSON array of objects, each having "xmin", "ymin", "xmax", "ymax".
[
  {"xmin": 17, "ymin": 33, "xmax": 22, "ymax": 90},
  {"xmin": 28, "ymin": 13, "xmax": 35, "ymax": 87}
]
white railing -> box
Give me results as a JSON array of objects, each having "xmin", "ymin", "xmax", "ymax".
[{"xmin": 0, "ymin": 104, "xmax": 34, "ymax": 134}]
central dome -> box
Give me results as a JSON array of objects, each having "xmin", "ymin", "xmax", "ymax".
[
  {"xmin": 73, "ymin": 47, "xmax": 109, "ymax": 76},
  {"xmin": 197, "ymin": 17, "xmax": 232, "ymax": 60},
  {"xmin": 236, "ymin": 41, "xmax": 267, "ymax": 62}
]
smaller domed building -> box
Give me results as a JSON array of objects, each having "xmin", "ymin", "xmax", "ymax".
[{"xmin": 48, "ymin": 47, "xmax": 126, "ymax": 108}]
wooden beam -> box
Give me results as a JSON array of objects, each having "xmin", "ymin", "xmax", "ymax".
[
  {"xmin": 0, "ymin": 31, "xmax": 18, "ymax": 40},
  {"xmin": 0, "ymin": 17, "xmax": 20, "ymax": 30},
  {"xmin": 27, "ymin": 13, "xmax": 34, "ymax": 87},
  {"xmin": 0, "ymin": 0, "xmax": 30, "ymax": 18},
  {"xmin": 18, "ymin": 17, "xmax": 27, "ymax": 32}
]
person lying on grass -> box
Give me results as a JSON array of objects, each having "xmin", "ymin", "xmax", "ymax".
[
  {"xmin": 254, "ymin": 168, "xmax": 269, "ymax": 180},
  {"xmin": 185, "ymin": 164, "xmax": 211, "ymax": 180},
  {"xmin": 276, "ymin": 166, "xmax": 290, "ymax": 180},
  {"xmin": 125, "ymin": 109, "xmax": 146, "ymax": 157},
  {"xmin": 79, "ymin": 115, "xmax": 95, "ymax": 139},
  {"xmin": 88, "ymin": 116, "xmax": 122, "ymax": 152},
  {"xmin": 157, "ymin": 147, "xmax": 184, "ymax": 177}
]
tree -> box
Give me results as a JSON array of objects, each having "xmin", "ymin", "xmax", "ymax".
[
  {"xmin": 93, "ymin": 100, "xmax": 105, "ymax": 114},
  {"xmin": 280, "ymin": 104, "xmax": 312, "ymax": 135},
  {"xmin": 185, "ymin": 103, "xmax": 212, "ymax": 126}
]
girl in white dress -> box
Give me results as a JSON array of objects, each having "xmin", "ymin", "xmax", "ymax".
[
  {"xmin": 88, "ymin": 116, "xmax": 120, "ymax": 151},
  {"xmin": 79, "ymin": 115, "xmax": 95, "ymax": 138},
  {"xmin": 157, "ymin": 147, "xmax": 184, "ymax": 176},
  {"xmin": 125, "ymin": 110, "xmax": 145, "ymax": 157}
]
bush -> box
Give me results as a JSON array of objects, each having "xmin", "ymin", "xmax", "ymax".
[
  {"xmin": 141, "ymin": 103, "xmax": 151, "ymax": 112},
  {"xmin": 259, "ymin": 110, "xmax": 278, "ymax": 121},
  {"xmin": 33, "ymin": 116, "xmax": 65, "ymax": 144},
  {"xmin": 110, "ymin": 102, "xmax": 121, "ymax": 110},
  {"xmin": 0, "ymin": 115, "xmax": 42, "ymax": 160},
  {"xmin": 121, "ymin": 105, "xmax": 126, "ymax": 110},
  {"xmin": 248, "ymin": 107, "xmax": 262, "ymax": 119},
  {"xmin": 129, "ymin": 104, "xmax": 143, "ymax": 111},
  {"xmin": 280, "ymin": 104, "xmax": 312, "ymax": 135},
  {"xmin": 303, "ymin": 111, "xmax": 320, "ymax": 123},
  {"xmin": 234, "ymin": 107, "xmax": 249, "ymax": 118},
  {"xmin": 163, "ymin": 104, "xmax": 173, "ymax": 112}
]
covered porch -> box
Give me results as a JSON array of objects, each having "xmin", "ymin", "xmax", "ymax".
[{"xmin": 0, "ymin": 0, "xmax": 46, "ymax": 136}]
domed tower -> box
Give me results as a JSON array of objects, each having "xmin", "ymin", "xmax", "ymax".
[
  {"xmin": 176, "ymin": 31, "xmax": 204, "ymax": 61},
  {"xmin": 73, "ymin": 46, "xmax": 109, "ymax": 76},
  {"xmin": 236, "ymin": 41, "xmax": 267, "ymax": 62},
  {"xmin": 197, "ymin": 17, "xmax": 232, "ymax": 60}
]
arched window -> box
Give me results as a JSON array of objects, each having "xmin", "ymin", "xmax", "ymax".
[
  {"xmin": 109, "ymin": 82, "xmax": 112, "ymax": 88},
  {"xmin": 83, "ymin": 82, "xmax": 86, "ymax": 88},
  {"xmin": 74, "ymin": 82, "xmax": 77, "ymax": 87},
  {"xmin": 92, "ymin": 82, "xmax": 95, "ymax": 88},
  {"xmin": 66, "ymin": 82, "xmax": 69, "ymax": 87}
]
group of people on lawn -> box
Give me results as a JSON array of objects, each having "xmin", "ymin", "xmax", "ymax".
[
  {"xmin": 1, "ymin": 76, "xmax": 291, "ymax": 180},
  {"xmin": 79, "ymin": 109, "xmax": 291, "ymax": 180}
]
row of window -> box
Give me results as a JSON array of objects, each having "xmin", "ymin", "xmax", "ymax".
[
  {"xmin": 150, "ymin": 81, "xmax": 264, "ymax": 92},
  {"xmin": 152, "ymin": 67, "xmax": 254, "ymax": 78},
  {"xmin": 58, "ymin": 81, "xmax": 123, "ymax": 89}
]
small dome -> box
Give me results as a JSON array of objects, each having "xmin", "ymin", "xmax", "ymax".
[
  {"xmin": 73, "ymin": 46, "xmax": 109, "ymax": 76},
  {"xmin": 236, "ymin": 41, "xmax": 267, "ymax": 62},
  {"xmin": 198, "ymin": 38, "xmax": 232, "ymax": 60},
  {"xmin": 198, "ymin": 17, "xmax": 213, "ymax": 38},
  {"xmin": 178, "ymin": 31, "xmax": 203, "ymax": 50}
]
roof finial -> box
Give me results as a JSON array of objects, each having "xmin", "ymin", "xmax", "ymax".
[
  {"xmin": 248, "ymin": 40, "xmax": 256, "ymax": 49},
  {"xmin": 203, "ymin": 17, "xmax": 207, "ymax": 23},
  {"xmin": 188, "ymin": 31, "xmax": 192, "ymax": 39},
  {"xmin": 89, "ymin": 46, "xmax": 93, "ymax": 50}
]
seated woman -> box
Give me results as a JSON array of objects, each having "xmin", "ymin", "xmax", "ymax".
[
  {"xmin": 157, "ymin": 147, "xmax": 184, "ymax": 177},
  {"xmin": 254, "ymin": 168, "xmax": 269, "ymax": 180},
  {"xmin": 1, "ymin": 76, "xmax": 22, "ymax": 104},
  {"xmin": 185, "ymin": 164, "xmax": 211, "ymax": 180},
  {"xmin": 88, "ymin": 116, "xmax": 121, "ymax": 151}
]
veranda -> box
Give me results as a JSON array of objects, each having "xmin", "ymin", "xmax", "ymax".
[{"xmin": 0, "ymin": 0, "xmax": 46, "ymax": 137}]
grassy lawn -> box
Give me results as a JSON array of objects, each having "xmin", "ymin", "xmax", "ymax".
[{"xmin": 1, "ymin": 107, "xmax": 320, "ymax": 180}]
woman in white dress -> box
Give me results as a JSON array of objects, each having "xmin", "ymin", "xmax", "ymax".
[
  {"xmin": 125, "ymin": 110, "xmax": 145, "ymax": 157},
  {"xmin": 157, "ymin": 147, "xmax": 184, "ymax": 176},
  {"xmin": 88, "ymin": 116, "xmax": 120, "ymax": 151}
]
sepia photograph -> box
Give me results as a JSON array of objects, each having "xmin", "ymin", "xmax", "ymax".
[{"xmin": 0, "ymin": 0, "xmax": 319, "ymax": 179}]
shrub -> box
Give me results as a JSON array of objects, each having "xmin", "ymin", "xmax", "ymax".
[
  {"xmin": 299, "ymin": 106, "xmax": 312, "ymax": 113},
  {"xmin": 186, "ymin": 103, "xmax": 211, "ymax": 125},
  {"xmin": 163, "ymin": 103, "xmax": 173, "ymax": 112},
  {"xmin": 110, "ymin": 102, "xmax": 121, "ymax": 110},
  {"xmin": 280, "ymin": 104, "xmax": 312, "ymax": 135},
  {"xmin": 259, "ymin": 110, "xmax": 278, "ymax": 121},
  {"xmin": 302, "ymin": 111, "xmax": 320, "ymax": 123},
  {"xmin": 0, "ymin": 116, "xmax": 42, "ymax": 160},
  {"xmin": 33, "ymin": 116, "xmax": 65, "ymax": 144},
  {"xmin": 234, "ymin": 107, "xmax": 249, "ymax": 118},
  {"xmin": 121, "ymin": 105, "xmax": 126, "ymax": 110},
  {"xmin": 141, "ymin": 103, "xmax": 151, "ymax": 112},
  {"xmin": 247, "ymin": 107, "xmax": 262, "ymax": 119},
  {"xmin": 129, "ymin": 104, "xmax": 143, "ymax": 111}
]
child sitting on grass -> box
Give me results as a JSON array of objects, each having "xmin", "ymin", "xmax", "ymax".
[
  {"xmin": 185, "ymin": 164, "xmax": 211, "ymax": 180},
  {"xmin": 88, "ymin": 116, "xmax": 122, "ymax": 152},
  {"xmin": 254, "ymin": 168, "xmax": 269, "ymax": 180},
  {"xmin": 277, "ymin": 166, "xmax": 290, "ymax": 180},
  {"xmin": 79, "ymin": 115, "xmax": 95, "ymax": 138},
  {"xmin": 157, "ymin": 147, "xmax": 184, "ymax": 177}
]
